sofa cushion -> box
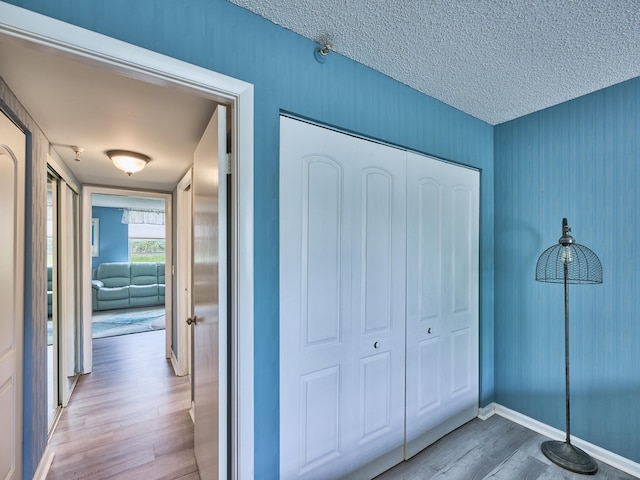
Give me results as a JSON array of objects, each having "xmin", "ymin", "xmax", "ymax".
[
  {"xmin": 157, "ymin": 263, "xmax": 165, "ymax": 284},
  {"xmin": 130, "ymin": 284, "xmax": 159, "ymax": 297},
  {"xmin": 97, "ymin": 298, "xmax": 130, "ymax": 310},
  {"xmin": 131, "ymin": 263, "xmax": 158, "ymax": 285},
  {"xmin": 97, "ymin": 286, "xmax": 129, "ymax": 301},
  {"xmin": 96, "ymin": 263, "xmax": 131, "ymax": 288}
]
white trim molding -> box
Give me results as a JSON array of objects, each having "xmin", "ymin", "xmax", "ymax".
[
  {"xmin": 81, "ymin": 186, "xmax": 173, "ymax": 371},
  {"xmin": 0, "ymin": 3, "xmax": 255, "ymax": 478},
  {"xmin": 479, "ymin": 403, "xmax": 640, "ymax": 478},
  {"xmin": 477, "ymin": 403, "xmax": 496, "ymax": 420},
  {"xmin": 32, "ymin": 445, "xmax": 54, "ymax": 480}
]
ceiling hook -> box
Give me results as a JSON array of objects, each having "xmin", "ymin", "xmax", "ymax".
[
  {"xmin": 314, "ymin": 42, "xmax": 332, "ymax": 63},
  {"xmin": 72, "ymin": 145, "xmax": 84, "ymax": 162}
]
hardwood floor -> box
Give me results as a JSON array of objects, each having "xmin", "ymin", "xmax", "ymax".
[
  {"xmin": 46, "ymin": 330, "xmax": 199, "ymax": 480},
  {"xmin": 375, "ymin": 415, "xmax": 638, "ymax": 480},
  {"xmin": 47, "ymin": 331, "xmax": 637, "ymax": 479}
]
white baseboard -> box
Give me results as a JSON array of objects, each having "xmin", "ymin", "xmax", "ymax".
[
  {"xmin": 170, "ymin": 350, "xmax": 179, "ymax": 374},
  {"xmin": 477, "ymin": 403, "xmax": 496, "ymax": 420},
  {"xmin": 480, "ymin": 403, "xmax": 640, "ymax": 478},
  {"xmin": 170, "ymin": 350, "xmax": 183, "ymax": 377},
  {"xmin": 33, "ymin": 445, "xmax": 54, "ymax": 480}
]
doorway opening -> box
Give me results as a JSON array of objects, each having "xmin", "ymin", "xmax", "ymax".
[
  {"xmin": 90, "ymin": 193, "xmax": 168, "ymax": 341},
  {"xmin": 84, "ymin": 187, "xmax": 172, "ymax": 361},
  {"xmin": 0, "ymin": 4, "xmax": 255, "ymax": 476}
]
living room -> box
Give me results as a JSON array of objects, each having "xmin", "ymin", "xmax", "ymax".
[{"xmin": 90, "ymin": 193, "xmax": 167, "ymax": 339}]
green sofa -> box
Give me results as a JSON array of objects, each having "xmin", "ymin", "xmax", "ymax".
[{"xmin": 92, "ymin": 262, "xmax": 165, "ymax": 311}]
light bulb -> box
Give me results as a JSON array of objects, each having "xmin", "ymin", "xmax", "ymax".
[{"xmin": 560, "ymin": 245, "xmax": 573, "ymax": 264}]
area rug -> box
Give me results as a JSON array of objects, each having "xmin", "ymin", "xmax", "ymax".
[
  {"xmin": 47, "ymin": 306, "xmax": 165, "ymax": 344},
  {"xmin": 92, "ymin": 306, "xmax": 166, "ymax": 339}
]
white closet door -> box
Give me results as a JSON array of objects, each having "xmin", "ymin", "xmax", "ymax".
[
  {"xmin": 404, "ymin": 151, "xmax": 480, "ymax": 458},
  {"xmin": 0, "ymin": 109, "xmax": 25, "ymax": 480},
  {"xmin": 280, "ymin": 117, "xmax": 406, "ymax": 479}
]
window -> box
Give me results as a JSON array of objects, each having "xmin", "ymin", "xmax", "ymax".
[
  {"xmin": 129, "ymin": 238, "xmax": 166, "ymax": 262},
  {"xmin": 128, "ymin": 223, "xmax": 165, "ymax": 262}
]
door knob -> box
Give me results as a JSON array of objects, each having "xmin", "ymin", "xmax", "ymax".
[
  {"xmin": 427, "ymin": 328, "xmax": 432, "ymax": 334},
  {"xmin": 374, "ymin": 341, "xmax": 379, "ymax": 349},
  {"xmin": 186, "ymin": 316, "xmax": 198, "ymax": 326}
]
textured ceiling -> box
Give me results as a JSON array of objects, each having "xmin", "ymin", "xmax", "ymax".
[{"xmin": 229, "ymin": 0, "xmax": 640, "ymax": 125}]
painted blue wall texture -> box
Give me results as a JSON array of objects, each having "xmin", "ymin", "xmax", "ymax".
[
  {"xmin": 8, "ymin": 1, "xmax": 495, "ymax": 477},
  {"xmin": 494, "ymin": 76, "xmax": 640, "ymax": 463},
  {"xmin": 8, "ymin": 0, "xmax": 640, "ymax": 475},
  {"xmin": 91, "ymin": 206, "xmax": 129, "ymax": 270}
]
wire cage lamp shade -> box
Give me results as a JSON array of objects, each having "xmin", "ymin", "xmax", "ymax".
[
  {"xmin": 535, "ymin": 218, "xmax": 602, "ymax": 475},
  {"xmin": 536, "ymin": 243, "xmax": 602, "ymax": 284}
]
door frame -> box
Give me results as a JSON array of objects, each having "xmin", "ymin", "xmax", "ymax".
[
  {"xmin": 174, "ymin": 169, "xmax": 193, "ymax": 378},
  {"xmin": 47, "ymin": 155, "xmax": 81, "ymax": 410},
  {"xmin": 81, "ymin": 186, "xmax": 174, "ymax": 363},
  {"xmin": 0, "ymin": 4, "xmax": 255, "ymax": 478}
]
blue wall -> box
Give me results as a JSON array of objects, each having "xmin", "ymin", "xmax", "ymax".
[
  {"xmin": 494, "ymin": 77, "xmax": 640, "ymax": 462},
  {"xmin": 91, "ymin": 206, "xmax": 129, "ymax": 270},
  {"xmin": 6, "ymin": 1, "xmax": 496, "ymax": 477},
  {"xmin": 13, "ymin": 0, "xmax": 640, "ymax": 474}
]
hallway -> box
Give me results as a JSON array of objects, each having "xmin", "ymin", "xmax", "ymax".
[{"xmin": 46, "ymin": 330, "xmax": 199, "ymax": 479}]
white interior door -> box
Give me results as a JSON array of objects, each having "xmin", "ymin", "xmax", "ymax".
[
  {"xmin": 280, "ymin": 117, "xmax": 406, "ymax": 479},
  {"xmin": 0, "ymin": 109, "xmax": 25, "ymax": 480},
  {"xmin": 192, "ymin": 105, "xmax": 228, "ymax": 480},
  {"xmin": 404, "ymin": 151, "xmax": 480, "ymax": 458}
]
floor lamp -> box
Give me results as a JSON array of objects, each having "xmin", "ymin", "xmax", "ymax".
[{"xmin": 535, "ymin": 218, "xmax": 602, "ymax": 475}]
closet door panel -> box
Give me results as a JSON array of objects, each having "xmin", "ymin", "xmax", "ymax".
[
  {"xmin": 406, "ymin": 169, "xmax": 448, "ymax": 443},
  {"xmin": 417, "ymin": 178, "xmax": 443, "ymax": 322},
  {"xmin": 417, "ymin": 337, "xmax": 441, "ymax": 412},
  {"xmin": 451, "ymin": 327, "xmax": 472, "ymax": 396},
  {"xmin": 348, "ymin": 139, "xmax": 406, "ymax": 477},
  {"xmin": 280, "ymin": 117, "xmax": 405, "ymax": 479},
  {"xmin": 451, "ymin": 185, "xmax": 473, "ymax": 316},
  {"xmin": 360, "ymin": 169, "xmax": 393, "ymax": 333},
  {"xmin": 405, "ymin": 152, "xmax": 479, "ymax": 459},
  {"xmin": 302, "ymin": 158, "xmax": 343, "ymax": 347},
  {"xmin": 280, "ymin": 118, "xmax": 353, "ymax": 480},
  {"xmin": 299, "ymin": 366, "xmax": 341, "ymax": 472},
  {"xmin": 359, "ymin": 352, "xmax": 392, "ymax": 440}
]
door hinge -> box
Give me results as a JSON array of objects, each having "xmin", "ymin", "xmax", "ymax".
[{"xmin": 223, "ymin": 153, "xmax": 232, "ymax": 175}]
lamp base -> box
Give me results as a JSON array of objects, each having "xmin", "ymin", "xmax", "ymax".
[{"xmin": 541, "ymin": 440, "xmax": 598, "ymax": 475}]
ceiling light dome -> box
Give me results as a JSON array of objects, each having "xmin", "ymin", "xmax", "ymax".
[{"xmin": 107, "ymin": 150, "xmax": 151, "ymax": 176}]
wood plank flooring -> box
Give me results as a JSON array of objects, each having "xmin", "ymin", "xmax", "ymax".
[
  {"xmin": 375, "ymin": 415, "xmax": 638, "ymax": 480},
  {"xmin": 47, "ymin": 330, "xmax": 637, "ymax": 479},
  {"xmin": 46, "ymin": 330, "xmax": 199, "ymax": 480}
]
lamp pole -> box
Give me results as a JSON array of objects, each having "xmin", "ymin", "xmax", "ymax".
[
  {"xmin": 536, "ymin": 218, "xmax": 601, "ymax": 475},
  {"xmin": 563, "ymin": 260, "xmax": 571, "ymax": 444}
]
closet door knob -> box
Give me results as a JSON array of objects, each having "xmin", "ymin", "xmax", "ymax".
[
  {"xmin": 374, "ymin": 341, "xmax": 379, "ymax": 349},
  {"xmin": 427, "ymin": 328, "xmax": 432, "ymax": 334}
]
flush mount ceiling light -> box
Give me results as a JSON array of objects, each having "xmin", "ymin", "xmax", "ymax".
[{"xmin": 106, "ymin": 150, "xmax": 151, "ymax": 176}]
